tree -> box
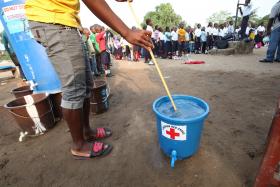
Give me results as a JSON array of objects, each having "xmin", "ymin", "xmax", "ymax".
[
  {"xmin": 207, "ymin": 11, "xmax": 232, "ymax": 24},
  {"xmin": 256, "ymin": 15, "xmax": 269, "ymax": 26},
  {"xmin": 229, "ymin": 13, "xmax": 270, "ymax": 28},
  {"xmin": 143, "ymin": 3, "xmax": 182, "ymax": 29}
]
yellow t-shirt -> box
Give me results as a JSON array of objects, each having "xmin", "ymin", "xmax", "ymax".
[
  {"xmin": 178, "ymin": 28, "xmax": 186, "ymax": 42},
  {"xmin": 25, "ymin": 0, "xmax": 80, "ymax": 28}
]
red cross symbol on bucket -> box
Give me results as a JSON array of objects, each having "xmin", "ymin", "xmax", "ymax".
[{"xmin": 166, "ymin": 128, "xmax": 180, "ymax": 139}]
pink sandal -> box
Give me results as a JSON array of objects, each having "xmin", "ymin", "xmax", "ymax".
[
  {"xmin": 85, "ymin": 127, "xmax": 112, "ymax": 141},
  {"xmin": 71, "ymin": 141, "xmax": 112, "ymax": 159}
]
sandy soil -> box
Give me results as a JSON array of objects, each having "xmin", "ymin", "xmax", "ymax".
[{"xmin": 0, "ymin": 47, "xmax": 280, "ymax": 187}]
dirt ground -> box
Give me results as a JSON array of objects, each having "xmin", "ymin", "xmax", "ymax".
[{"xmin": 0, "ymin": 48, "xmax": 280, "ymax": 187}]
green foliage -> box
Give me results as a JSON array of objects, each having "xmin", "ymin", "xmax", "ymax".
[
  {"xmin": 207, "ymin": 11, "xmax": 232, "ymax": 24},
  {"xmin": 143, "ymin": 3, "xmax": 182, "ymax": 29},
  {"xmin": 229, "ymin": 14, "xmax": 270, "ymax": 28},
  {"xmin": 256, "ymin": 15, "xmax": 269, "ymax": 26},
  {"xmin": 207, "ymin": 8, "xmax": 270, "ymax": 28}
]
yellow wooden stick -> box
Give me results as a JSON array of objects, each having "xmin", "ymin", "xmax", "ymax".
[{"xmin": 128, "ymin": 1, "xmax": 177, "ymax": 111}]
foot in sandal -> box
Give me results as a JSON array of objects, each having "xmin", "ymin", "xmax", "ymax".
[
  {"xmin": 84, "ymin": 127, "xmax": 112, "ymax": 141},
  {"xmin": 71, "ymin": 141, "xmax": 112, "ymax": 159}
]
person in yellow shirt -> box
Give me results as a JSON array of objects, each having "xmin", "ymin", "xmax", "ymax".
[
  {"xmin": 177, "ymin": 24, "xmax": 186, "ymax": 57},
  {"xmin": 25, "ymin": 0, "xmax": 153, "ymax": 159}
]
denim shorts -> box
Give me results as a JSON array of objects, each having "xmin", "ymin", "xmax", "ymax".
[{"xmin": 28, "ymin": 21, "xmax": 93, "ymax": 109}]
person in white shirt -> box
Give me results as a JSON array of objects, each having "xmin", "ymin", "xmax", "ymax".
[
  {"xmin": 206, "ymin": 22, "xmax": 214, "ymax": 49},
  {"xmin": 219, "ymin": 25, "xmax": 225, "ymax": 38},
  {"xmin": 153, "ymin": 25, "xmax": 160, "ymax": 57},
  {"xmin": 257, "ymin": 22, "xmax": 266, "ymax": 33},
  {"xmin": 159, "ymin": 27, "xmax": 165, "ymax": 58},
  {"xmin": 120, "ymin": 37, "xmax": 131, "ymax": 60},
  {"xmin": 227, "ymin": 21, "xmax": 234, "ymax": 35},
  {"xmin": 194, "ymin": 23, "xmax": 202, "ymax": 53},
  {"xmin": 222, "ymin": 22, "xmax": 228, "ymax": 37},
  {"xmin": 145, "ymin": 19, "xmax": 154, "ymax": 65},
  {"xmin": 212, "ymin": 23, "xmax": 219, "ymax": 48},
  {"xmin": 255, "ymin": 22, "xmax": 266, "ymax": 48},
  {"xmin": 235, "ymin": 26, "xmax": 241, "ymax": 34},
  {"xmin": 239, "ymin": 0, "xmax": 252, "ymax": 39},
  {"xmin": 171, "ymin": 27, "xmax": 178, "ymax": 56}
]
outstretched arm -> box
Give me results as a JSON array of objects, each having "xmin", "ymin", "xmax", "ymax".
[{"xmin": 82, "ymin": 0, "xmax": 153, "ymax": 49}]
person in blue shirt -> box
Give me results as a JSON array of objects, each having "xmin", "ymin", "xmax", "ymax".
[
  {"xmin": 164, "ymin": 27, "xmax": 172, "ymax": 59},
  {"xmin": 201, "ymin": 27, "xmax": 207, "ymax": 54}
]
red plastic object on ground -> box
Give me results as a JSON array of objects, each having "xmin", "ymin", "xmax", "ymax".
[
  {"xmin": 184, "ymin": 61, "xmax": 205, "ymax": 64},
  {"xmin": 254, "ymin": 98, "xmax": 280, "ymax": 187}
]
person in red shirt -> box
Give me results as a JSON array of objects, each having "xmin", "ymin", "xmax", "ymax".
[{"xmin": 96, "ymin": 26, "xmax": 112, "ymax": 76}]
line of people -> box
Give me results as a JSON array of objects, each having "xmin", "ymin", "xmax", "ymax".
[
  {"xmin": 145, "ymin": 19, "xmax": 238, "ymax": 62},
  {"xmin": 81, "ymin": 20, "xmax": 268, "ymax": 69},
  {"xmin": 82, "ymin": 24, "xmax": 114, "ymax": 77},
  {"xmin": 121, "ymin": 19, "xmax": 268, "ymax": 64}
]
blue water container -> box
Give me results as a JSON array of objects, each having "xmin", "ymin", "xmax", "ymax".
[
  {"xmin": 153, "ymin": 95, "xmax": 210, "ymax": 168},
  {"xmin": 0, "ymin": 0, "xmax": 61, "ymax": 93}
]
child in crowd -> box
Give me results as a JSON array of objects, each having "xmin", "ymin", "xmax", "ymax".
[
  {"xmin": 218, "ymin": 24, "xmax": 225, "ymax": 38},
  {"xmin": 90, "ymin": 24, "xmax": 102, "ymax": 75},
  {"xmin": 96, "ymin": 25, "xmax": 112, "ymax": 77},
  {"xmin": 245, "ymin": 22, "xmax": 252, "ymax": 37},
  {"xmin": 158, "ymin": 27, "xmax": 165, "ymax": 58},
  {"xmin": 201, "ymin": 27, "xmax": 207, "ymax": 54},
  {"xmin": 212, "ymin": 23, "xmax": 219, "ymax": 48},
  {"xmin": 120, "ymin": 37, "xmax": 131, "ymax": 60},
  {"xmin": 185, "ymin": 27, "xmax": 190, "ymax": 53},
  {"xmin": 228, "ymin": 21, "xmax": 234, "ymax": 35},
  {"xmin": 105, "ymin": 29, "xmax": 114, "ymax": 57},
  {"xmin": 171, "ymin": 27, "xmax": 178, "ymax": 58},
  {"xmin": 132, "ymin": 26, "xmax": 141, "ymax": 61},
  {"xmin": 222, "ymin": 22, "xmax": 228, "ymax": 37},
  {"xmin": 164, "ymin": 27, "xmax": 172, "ymax": 59},
  {"xmin": 206, "ymin": 22, "xmax": 214, "ymax": 50},
  {"xmin": 145, "ymin": 18, "xmax": 154, "ymax": 65},
  {"xmin": 255, "ymin": 22, "xmax": 265, "ymax": 48},
  {"xmin": 177, "ymin": 24, "xmax": 186, "ymax": 57},
  {"xmin": 189, "ymin": 28, "xmax": 195, "ymax": 53},
  {"xmin": 194, "ymin": 24, "xmax": 202, "ymax": 54},
  {"xmin": 82, "ymin": 28, "xmax": 98, "ymax": 76},
  {"xmin": 248, "ymin": 28, "xmax": 256, "ymax": 41},
  {"xmin": 113, "ymin": 36, "xmax": 122, "ymax": 60},
  {"xmin": 153, "ymin": 25, "xmax": 160, "ymax": 57}
]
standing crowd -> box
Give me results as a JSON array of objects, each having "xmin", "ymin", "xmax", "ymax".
[{"xmin": 82, "ymin": 18, "xmax": 269, "ymax": 72}]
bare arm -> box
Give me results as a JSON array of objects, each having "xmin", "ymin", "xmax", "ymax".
[
  {"xmin": 82, "ymin": 0, "xmax": 153, "ymax": 49},
  {"xmin": 239, "ymin": 7, "xmax": 243, "ymax": 16},
  {"xmin": 266, "ymin": 18, "xmax": 274, "ymax": 35}
]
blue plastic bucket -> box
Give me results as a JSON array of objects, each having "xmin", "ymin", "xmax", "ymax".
[{"xmin": 152, "ymin": 95, "xmax": 210, "ymax": 167}]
